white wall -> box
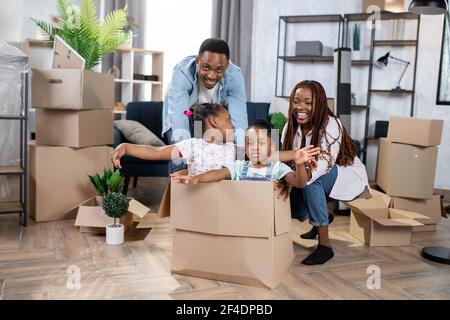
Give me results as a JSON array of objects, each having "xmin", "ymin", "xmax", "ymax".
[
  {"xmin": 0, "ymin": 0, "xmax": 81, "ymax": 44},
  {"xmin": 251, "ymin": 0, "xmax": 450, "ymax": 190},
  {"xmin": 144, "ymin": 0, "xmax": 212, "ymax": 94}
]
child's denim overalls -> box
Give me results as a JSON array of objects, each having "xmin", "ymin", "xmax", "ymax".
[{"xmin": 241, "ymin": 162, "xmax": 274, "ymax": 181}]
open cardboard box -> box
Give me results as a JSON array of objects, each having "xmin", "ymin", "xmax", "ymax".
[
  {"xmin": 75, "ymin": 196, "xmax": 150, "ymax": 234},
  {"xmin": 31, "ymin": 68, "xmax": 114, "ymax": 110},
  {"xmin": 376, "ymin": 138, "xmax": 437, "ymax": 199},
  {"xmin": 346, "ymin": 189, "xmax": 432, "ymax": 246},
  {"xmin": 170, "ymin": 180, "xmax": 294, "ymax": 289}
]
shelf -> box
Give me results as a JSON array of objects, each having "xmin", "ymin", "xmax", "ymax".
[
  {"xmin": 0, "ymin": 115, "xmax": 26, "ymax": 120},
  {"xmin": 280, "ymin": 15, "xmax": 342, "ymax": 23},
  {"xmin": 116, "ymin": 47, "xmax": 163, "ymax": 55},
  {"xmin": 114, "ymin": 79, "xmax": 162, "ymax": 85},
  {"xmin": 371, "ymin": 89, "xmax": 413, "ymax": 94},
  {"xmin": 0, "ymin": 166, "xmax": 24, "ymax": 175},
  {"xmin": 278, "ymin": 56, "xmax": 370, "ymax": 65},
  {"xmin": 279, "ymin": 55, "xmax": 333, "ymax": 62},
  {"xmin": 374, "ymin": 40, "xmax": 417, "ymax": 47},
  {"xmin": 351, "ymin": 105, "xmax": 369, "ymax": 109},
  {"xmin": 345, "ymin": 11, "xmax": 419, "ymax": 22},
  {"xmin": 0, "ymin": 201, "xmax": 23, "ymax": 214},
  {"xmin": 133, "ymin": 79, "xmax": 162, "ymax": 85}
]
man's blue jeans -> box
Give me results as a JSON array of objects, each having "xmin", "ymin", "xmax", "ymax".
[{"xmin": 290, "ymin": 165, "xmax": 338, "ymax": 227}]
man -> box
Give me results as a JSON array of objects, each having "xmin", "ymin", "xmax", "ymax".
[{"xmin": 162, "ymin": 38, "xmax": 248, "ymax": 145}]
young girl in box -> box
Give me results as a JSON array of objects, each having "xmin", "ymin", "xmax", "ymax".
[
  {"xmin": 280, "ymin": 80, "xmax": 372, "ymax": 265},
  {"xmin": 111, "ymin": 103, "xmax": 237, "ymax": 173},
  {"xmin": 171, "ymin": 120, "xmax": 320, "ymax": 189}
]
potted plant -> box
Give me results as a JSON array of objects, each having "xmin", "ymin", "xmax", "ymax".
[
  {"xmin": 102, "ymin": 192, "xmax": 129, "ymax": 245},
  {"xmin": 33, "ymin": 0, "xmax": 129, "ymax": 70},
  {"xmin": 269, "ymin": 112, "xmax": 287, "ymax": 147},
  {"xmin": 88, "ymin": 168, "xmax": 123, "ymax": 197}
]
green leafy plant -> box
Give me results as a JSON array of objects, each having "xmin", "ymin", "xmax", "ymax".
[
  {"xmin": 269, "ymin": 112, "xmax": 287, "ymax": 132},
  {"xmin": 33, "ymin": 0, "xmax": 129, "ymax": 70},
  {"xmin": 102, "ymin": 192, "xmax": 129, "ymax": 227},
  {"xmin": 88, "ymin": 168, "xmax": 123, "ymax": 196}
]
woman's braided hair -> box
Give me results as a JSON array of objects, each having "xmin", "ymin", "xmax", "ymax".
[{"xmin": 281, "ymin": 80, "xmax": 356, "ymax": 167}]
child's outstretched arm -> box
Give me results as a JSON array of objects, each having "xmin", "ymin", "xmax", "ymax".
[
  {"xmin": 270, "ymin": 145, "xmax": 320, "ymax": 162},
  {"xmin": 111, "ymin": 143, "xmax": 181, "ymax": 169},
  {"xmin": 171, "ymin": 168, "xmax": 231, "ymax": 185}
]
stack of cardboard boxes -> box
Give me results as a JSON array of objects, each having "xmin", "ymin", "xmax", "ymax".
[
  {"xmin": 347, "ymin": 116, "xmax": 444, "ymax": 247},
  {"xmin": 29, "ymin": 67, "xmax": 115, "ymax": 222}
]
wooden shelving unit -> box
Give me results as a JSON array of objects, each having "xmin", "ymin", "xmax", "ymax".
[
  {"xmin": 114, "ymin": 47, "xmax": 164, "ymax": 105},
  {"xmin": 275, "ymin": 12, "xmax": 420, "ymax": 165}
]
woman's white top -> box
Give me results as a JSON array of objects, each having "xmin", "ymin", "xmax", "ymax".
[{"xmin": 281, "ymin": 116, "xmax": 371, "ymax": 201}]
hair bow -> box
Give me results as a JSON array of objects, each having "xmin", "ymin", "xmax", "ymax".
[{"xmin": 184, "ymin": 110, "xmax": 193, "ymax": 118}]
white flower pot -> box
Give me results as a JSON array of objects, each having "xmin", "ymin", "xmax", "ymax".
[{"xmin": 106, "ymin": 224, "xmax": 124, "ymax": 245}]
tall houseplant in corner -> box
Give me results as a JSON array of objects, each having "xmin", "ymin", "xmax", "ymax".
[{"xmin": 33, "ymin": 0, "xmax": 129, "ymax": 70}]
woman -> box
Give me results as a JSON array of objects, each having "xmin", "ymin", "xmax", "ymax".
[{"xmin": 280, "ymin": 80, "xmax": 371, "ymax": 265}]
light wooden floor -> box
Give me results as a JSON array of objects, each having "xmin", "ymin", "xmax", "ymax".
[{"xmin": 1, "ymin": 177, "xmax": 450, "ymax": 300}]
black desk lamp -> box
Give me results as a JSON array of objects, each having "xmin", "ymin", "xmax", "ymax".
[
  {"xmin": 376, "ymin": 52, "xmax": 410, "ymax": 91},
  {"xmin": 408, "ymin": 0, "xmax": 450, "ymax": 265}
]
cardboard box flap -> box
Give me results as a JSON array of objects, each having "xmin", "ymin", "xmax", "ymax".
[
  {"xmin": 157, "ymin": 182, "xmax": 171, "ymax": 218},
  {"xmin": 374, "ymin": 218, "xmax": 423, "ymax": 227},
  {"xmin": 171, "ymin": 181, "xmax": 274, "ymax": 238},
  {"xmin": 128, "ymin": 198, "xmax": 150, "ymax": 218},
  {"xmin": 346, "ymin": 189, "xmax": 391, "ymax": 210},
  {"xmin": 389, "ymin": 208, "xmax": 430, "ymax": 220},
  {"xmin": 75, "ymin": 197, "xmax": 108, "ymax": 228},
  {"xmin": 346, "ymin": 189, "xmax": 390, "ymax": 219},
  {"xmin": 273, "ymin": 188, "xmax": 291, "ymax": 236},
  {"xmin": 390, "ymin": 195, "xmax": 442, "ymax": 222}
]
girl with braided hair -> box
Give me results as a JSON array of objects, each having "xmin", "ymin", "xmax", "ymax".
[{"xmin": 280, "ymin": 80, "xmax": 371, "ymax": 265}]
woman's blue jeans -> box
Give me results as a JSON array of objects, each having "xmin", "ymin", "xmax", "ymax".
[{"xmin": 290, "ymin": 165, "xmax": 338, "ymax": 227}]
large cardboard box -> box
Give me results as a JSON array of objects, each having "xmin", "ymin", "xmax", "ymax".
[
  {"xmin": 170, "ymin": 181, "xmax": 294, "ymax": 289},
  {"xmin": 31, "ymin": 68, "xmax": 114, "ymax": 110},
  {"xmin": 376, "ymin": 138, "xmax": 437, "ymax": 199},
  {"xmin": 36, "ymin": 108, "xmax": 114, "ymax": 148},
  {"xmin": 387, "ymin": 116, "xmax": 444, "ymax": 147},
  {"xmin": 74, "ymin": 196, "xmax": 150, "ymax": 234},
  {"xmin": 391, "ymin": 195, "xmax": 442, "ymax": 224},
  {"xmin": 28, "ymin": 142, "xmax": 112, "ymax": 222},
  {"xmin": 347, "ymin": 189, "xmax": 431, "ymax": 246}
]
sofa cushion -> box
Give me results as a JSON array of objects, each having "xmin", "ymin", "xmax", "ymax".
[{"xmin": 114, "ymin": 120, "xmax": 165, "ymax": 146}]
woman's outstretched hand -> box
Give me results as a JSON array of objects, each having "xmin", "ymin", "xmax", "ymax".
[{"xmin": 294, "ymin": 145, "xmax": 321, "ymax": 166}]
